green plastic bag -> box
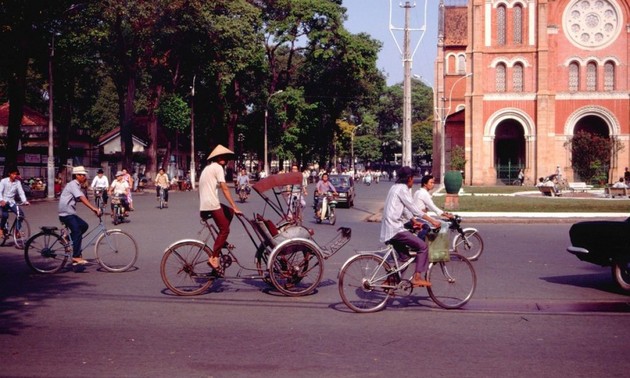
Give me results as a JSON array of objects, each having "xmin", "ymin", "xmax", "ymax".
[{"xmin": 428, "ymin": 221, "xmax": 450, "ymax": 263}]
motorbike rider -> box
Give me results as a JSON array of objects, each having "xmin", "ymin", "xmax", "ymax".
[
  {"xmin": 236, "ymin": 168, "xmax": 251, "ymax": 196},
  {"xmin": 314, "ymin": 172, "xmax": 337, "ymax": 219},
  {"xmin": 108, "ymin": 171, "xmax": 131, "ymax": 217}
]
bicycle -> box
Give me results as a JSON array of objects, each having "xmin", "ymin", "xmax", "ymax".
[
  {"xmin": 24, "ymin": 210, "xmax": 138, "ymax": 274},
  {"xmin": 157, "ymin": 186, "xmax": 166, "ymax": 209},
  {"xmin": 93, "ymin": 188, "xmax": 107, "ymax": 209},
  {"xmin": 160, "ymin": 172, "xmax": 352, "ymax": 297},
  {"xmin": 338, "ymin": 244, "xmax": 476, "ymax": 313},
  {"xmin": 1, "ymin": 202, "xmax": 30, "ymax": 249},
  {"xmin": 447, "ymin": 215, "xmax": 484, "ymax": 261}
]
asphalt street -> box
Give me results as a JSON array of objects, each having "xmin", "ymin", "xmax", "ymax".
[{"xmin": 1, "ymin": 181, "xmax": 629, "ymax": 377}]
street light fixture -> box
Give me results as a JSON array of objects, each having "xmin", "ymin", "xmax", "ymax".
[
  {"xmin": 435, "ymin": 72, "xmax": 472, "ymax": 184},
  {"xmin": 264, "ymin": 90, "xmax": 283, "ymax": 175}
]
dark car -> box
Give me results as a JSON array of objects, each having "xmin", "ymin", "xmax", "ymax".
[
  {"xmin": 328, "ymin": 174, "xmax": 355, "ymax": 208},
  {"xmin": 567, "ymin": 217, "xmax": 630, "ymax": 292}
]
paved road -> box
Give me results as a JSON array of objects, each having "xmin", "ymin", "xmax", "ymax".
[{"xmin": 1, "ymin": 182, "xmax": 629, "ymax": 377}]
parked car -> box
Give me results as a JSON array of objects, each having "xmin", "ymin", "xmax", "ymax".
[
  {"xmin": 328, "ymin": 174, "xmax": 355, "ymax": 208},
  {"xmin": 567, "ymin": 217, "xmax": 630, "ymax": 292}
]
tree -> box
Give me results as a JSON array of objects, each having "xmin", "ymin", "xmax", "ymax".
[{"xmin": 565, "ymin": 131, "xmax": 623, "ymax": 183}]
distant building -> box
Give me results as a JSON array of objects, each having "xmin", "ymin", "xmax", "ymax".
[{"xmin": 434, "ymin": 0, "xmax": 629, "ymax": 185}]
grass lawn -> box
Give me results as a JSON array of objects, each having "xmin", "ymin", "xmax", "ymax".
[{"xmin": 433, "ymin": 187, "xmax": 630, "ymax": 212}]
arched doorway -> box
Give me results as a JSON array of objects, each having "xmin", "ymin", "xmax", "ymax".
[
  {"xmin": 571, "ymin": 115, "xmax": 612, "ymax": 183},
  {"xmin": 494, "ymin": 119, "xmax": 525, "ymax": 184}
]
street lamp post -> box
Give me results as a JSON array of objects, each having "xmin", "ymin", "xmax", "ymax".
[
  {"xmin": 190, "ymin": 75, "xmax": 196, "ymax": 189},
  {"xmin": 264, "ymin": 90, "xmax": 283, "ymax": 175},
  {"xmin": 436, "ymin": 72, "xmax": 472, "ymax": 184}
]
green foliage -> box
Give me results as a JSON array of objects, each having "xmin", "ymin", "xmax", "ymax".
[
  {"xmin": 157, "ymin": 94, "xmax": 190, "ymax": 131},
  {"xmin": 450, "ymin": 145, "xmax": 466, "ymax": 171},
  {"xmin": 565, "ymin": 131, "xmax": 623, "ymax": 183},
  {"xmin": 412, "ymin": 120, "xmax": 433, "ymax": 159}
]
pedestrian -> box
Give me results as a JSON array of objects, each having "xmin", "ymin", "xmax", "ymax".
[
  {"xmin": 58, "ymin": 166, "xmax": 101, "ymax": 265},
  {"xmin": 199, "ymin": 144, "xmax": 242, "ymax": 275}
]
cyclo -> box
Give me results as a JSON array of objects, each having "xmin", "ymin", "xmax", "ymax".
[{"xmin": 160, "ymin": 172, "xmax": 352, "ymax": 297}]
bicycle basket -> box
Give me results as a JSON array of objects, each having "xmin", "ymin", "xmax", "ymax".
[{"xmin": 111, "ymin": 196, "xmax": 122, "ymax": 205}]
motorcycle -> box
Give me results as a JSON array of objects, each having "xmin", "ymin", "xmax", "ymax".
[
  {"xmin": 567, "ymin": 217, "xmax": 630, "ymax": 292},
  {"xmin": 315, "ymin": 192, "xmax": 337, "ymax": 225},
  {"xmin": 237, "ymin": 184, "xmax": 250, "ymax": 203},
  {"xmin": 111, "ymin": 194, "xmax": 127, "ymax": 225}
]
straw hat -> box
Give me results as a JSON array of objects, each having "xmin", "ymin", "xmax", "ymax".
[
  {"xmin": 207, "ymin": 144, "xmax": 234, "ymax": 160},
  {"xmin": 72, "ymin": 166, "xmax": 88, "ymax": 175}
]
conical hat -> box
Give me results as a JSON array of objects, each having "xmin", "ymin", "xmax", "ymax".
[{"xmin": 207, "ymin": 144, "xmax": 234, "ymax": 160}]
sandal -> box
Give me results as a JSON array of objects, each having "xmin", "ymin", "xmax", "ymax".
[
  {"xmin": 207, "ymin": 257, "xmax": 224, "ymax": 277},
  {"xmin": 72, "ymin": 258, "xmax": 90, "ymax": 265}
]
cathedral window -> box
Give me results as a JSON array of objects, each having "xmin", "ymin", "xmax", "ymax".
[
  {"xmin": 496, "ymin": 63, "xmax": 506, "ymax": 92},
  {"xmin": 604, "ymin": 61, "xmax": 615, "ymax": 91},
  {"xmin": 457, "ymin": 55, "xmax": 466, "ymax": 75},
  {"xmin": 497, "ymin": 5, "xmax": 506, "ymax": 46},
  {"xmin": 513, "ymin": 63, "xmax": 524, "ymax": 92},
  {"xmin": 586, "ymin": 62, "xmax": 597, "ymax": 91},
  {"xmin": 513, "ymin": 5, "xmax": 523, "ymax": 45},
  {"xmin": 568, "ymin": 62, "xmax": 579, "ymax": 92}
]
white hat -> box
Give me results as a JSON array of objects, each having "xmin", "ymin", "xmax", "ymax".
[
  {"xmin": 72, "ymin": 166, "xmax": 88, "ymax": 175},
  {"xmin": 207, "ymin": 144, "xmax": 234, "ymax": 160},
  {"xmin": 115, "ymin": 170, "xmax": 124, "ymax": 177}
]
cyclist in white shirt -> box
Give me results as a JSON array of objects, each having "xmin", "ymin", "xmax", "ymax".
[
  {"xmin": 413, "ymin": 175, "xmax": 454, "ymax": 220},
  {"xmin": 90, "ymin": 169, "xmax": 109, "ymax": 205},
  {"xmin": 0, "ymin": 167, "xmax": 29, "ymax": 238},
  {"xmin": 108, "ymin": 171, "xmax": 131, "ymax": 216}
]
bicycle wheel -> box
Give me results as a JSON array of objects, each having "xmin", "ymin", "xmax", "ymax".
[
  {"xmin": 24, "ymin": 232, "xmax": 68, "ymax": 274},
  {"xmin": 452, "ymin": 230, "xmax": 484, "ymax": 261},
  {"xmin": 95, "ymin": 195, "xmax": 102, "ymax": 209},
  {"xmin": 95, "ymin": 230, "xmax": 138, "ymax": 272},
  {"xmin": 427, "ymin": 253, "xmax": 476, "ymax": 309},
  {"xmin": 268, "ymin": 240, "xmax": 324, "ymax": 296},
  {"xmin": 338, "ymin": 254, "xmax": 392, "ymax": 313},
  {"xmin": 13, "ymin": 218, "xmax": 31, "ymax": 249},
  {"xmin": 160, "ymin": 240, "xmax": 214, "ymax": 296}
]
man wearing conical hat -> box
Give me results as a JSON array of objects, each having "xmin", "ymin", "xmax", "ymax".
[{"xmin": 199, "ymin": 144, "xmax": 242, "ymax": 275}]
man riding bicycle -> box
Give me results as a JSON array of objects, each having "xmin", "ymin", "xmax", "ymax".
[
  {"xmin": 236, "ymin": 168, "xmax": 251, "ymax": 195},
  {"xmin": 90, "ymin": 168, "xmax": 109, "ymax": 205},
  {"xmin": 381, "ymin": 167, "xmax": 441, "ymax": 288},
  {"xmin": 154, "ymin": 168, "xmax": 170, "ymax": 207},
  {"xmin": 0, "ymin": 167, "xmax": 29, "ymax": 238},
  {"xmin": 58, "ymin": 166, "xmax": 102, "ymax": 265}
]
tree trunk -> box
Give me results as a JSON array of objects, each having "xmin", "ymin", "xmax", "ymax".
[
  {"xmin": 4, "ymin": 55, "xmax": 27, "ymax": 176},
  {"xmin": 146, "ymin": 85, "xmax": 163, "ymax": 180},
  {"xmin": 120, "ymin": 74, "xmax": 136, "ymax": 171}
]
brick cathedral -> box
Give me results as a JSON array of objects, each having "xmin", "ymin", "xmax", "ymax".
[{"xmin": 434, "ymin": 0, "xmax": 629, "ymax": 185}]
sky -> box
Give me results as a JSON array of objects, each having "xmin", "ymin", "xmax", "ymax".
[{"xmin": 342, "ymin": 0, "xmax": 440, "ymax": 87}]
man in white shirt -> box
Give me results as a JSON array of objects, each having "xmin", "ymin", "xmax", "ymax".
[
  {"xmin": 612, "ymin": 177, "xmax": 628, "ymax": 189},
  {"xmin": 90, "ymin": 169, "xmax": 109, "ymax": 205},
  {"xmin": 0, "ymin": 167, "xmax": 29, "ymax": 238},
  {"xmin": 108, "ymin": 171, "xmax": 131, "ymax": 215},
  {"xmin": 380, "ymin": 167, "xmax": 441, "ymax": 287},
  {"xmin": 199, "ymin": 144, "xmax": 241, "ymax": 274}
]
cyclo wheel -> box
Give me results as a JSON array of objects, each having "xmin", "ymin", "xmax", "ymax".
[
  {"xmin": 13, "ymin": 218, "xmax": 31, "ymax": 249},
  {"xmin": 24, "ymin": 232, "xmax": 68, "ymax": 274},
  {"xmin": 160, "ymin": 240, "xmax": 214, "ymax": 296},
  {"xmin": 268, "ymin": 239, "xmax": 324, "ymax": 297},
  {"xmin": 452, "ymin": 230, "xmax": 484, "ymax": 261},
  {"xmin": 426, "ymin": 253, "xmax": 476, "ymax": 309},
  {"xmin": 95, "ymin": 230, "xmax": 138, "ymax": 272},
  {"xmin": 338, "ymin": 254, "xmax": 392, "ymax": 313}
]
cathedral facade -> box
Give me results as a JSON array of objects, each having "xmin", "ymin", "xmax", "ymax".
[{"xmin": 434, "ymin": 0, "xmax": 629, "ymax": 185}]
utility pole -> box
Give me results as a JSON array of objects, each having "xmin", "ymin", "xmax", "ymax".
[
  {"xmin": 402, "ymin": 2, "xmax": 412, "ymax": 168},
  {"xmin": 389, "ymin": 0, "xmax": 427, "ymax": 169},
  {"xmin": 190, "ymin": 75, "xmax": 196, "ymax": 189}
]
